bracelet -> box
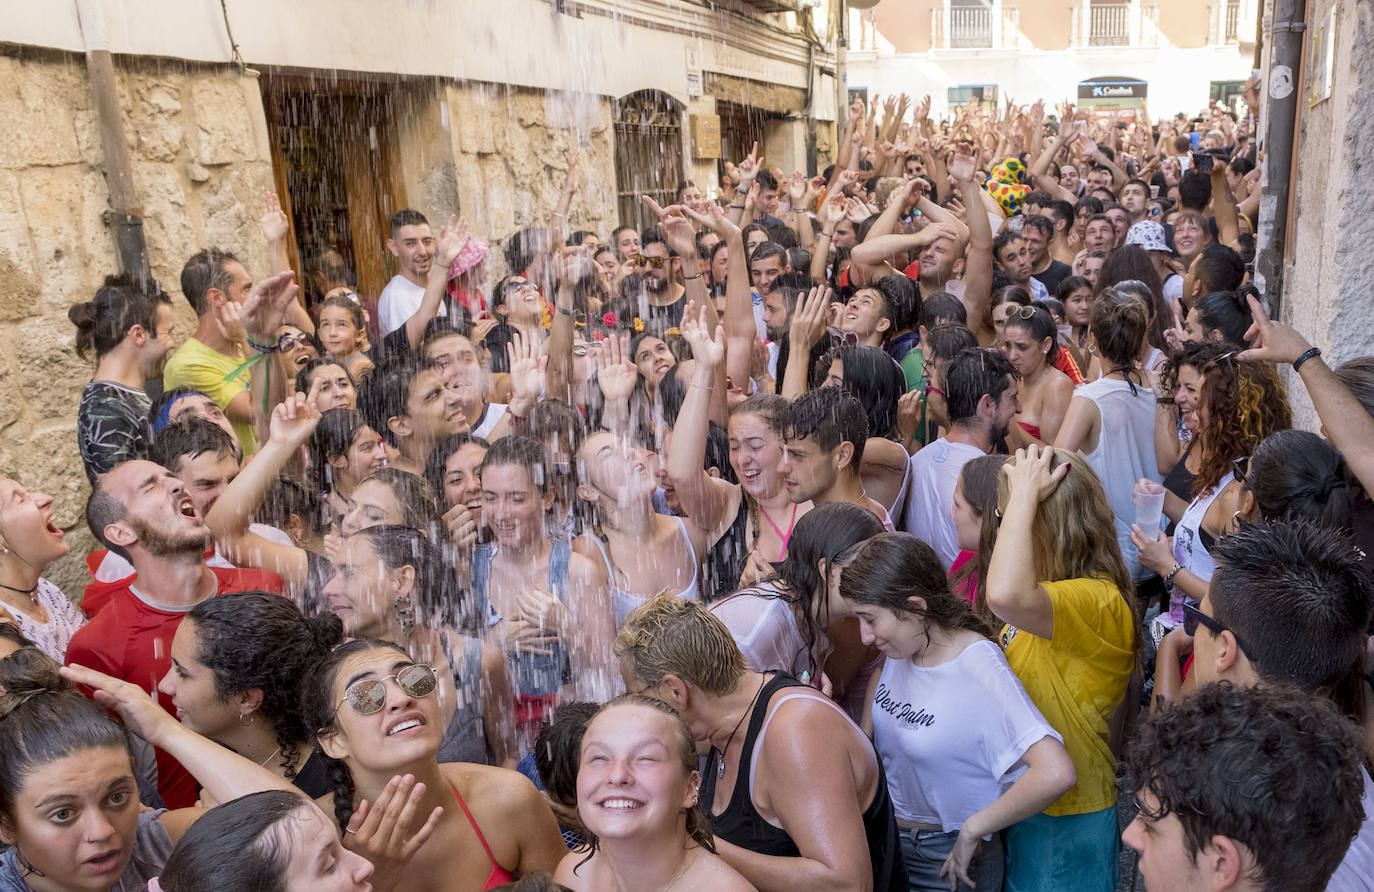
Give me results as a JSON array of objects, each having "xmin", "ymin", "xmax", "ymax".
[
  {"xmin": 556, "ymin": 305, "xmax": 575, "ymax": 317},
  {"xmin": 551, "ymin": 211, "xmax": 566, "ymax": 218},
  {"xmin": 730, "ymin": 203, "xmax": 746, "ymax": 210},
  {"xmin": 246, "ymin": 335, "xmax": 279, "ymax": 354},
  {"xmin": 1162, "ymin": 562, "xmax": 1183, "ymax": 589},
  {"xmin": 1292, "ymin": 346, "xmax": 1321, "ymax": 372},
  {"xmin": 820, "ymin": 230, "xmax": 835, "ymax": 239},
  {"xmin": 682, "ymin": 271, "xmax": 703, "ymax": 281}
]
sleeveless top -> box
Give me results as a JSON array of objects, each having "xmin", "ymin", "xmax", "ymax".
[
  {"xmin": 884, "ymin": 457, "xmax": 912, "ymax": 525},
  {"xmin": 705, "ymin": 496, "xmax": 752, "ymax": 603},
  {"xmin": 0, "ymin": 578, "xmax": 87, "ymax": 662},
  {"xmin": 1077, "ymin": 376, "xmax": 1160, "ymax": 580},
  {"xmin": 1162, "ymin": 445, "xmax": 1196, "ymax": 503},
  {"xmin": 436, "ymin": 630, "xmax": 489, "ymax": 765},
  {"xmin": 590, "ymin": 516, "xmax": 702, "ymax": 628},
  {"xmin": 1168, "ymin": 471, "xmax": 1234, "ymax": 622},
  {"xmin": 472, "ymin": 541, "xmax": 571, "ymax": 698},
  {"xmin": 451, "ymin": 783, "xmax": 515, "ymax": 890},
  {"xmin": 699, "ymin": 673, "xmax": 905, "ymax": 892}
]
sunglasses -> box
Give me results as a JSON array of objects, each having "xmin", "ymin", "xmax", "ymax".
[
  {"xmin": 1231, "ymin": 455, "xmax": 1250, "ymax": 484},
  {"xmin": 507, "ymin": 279, "xmax": 537, "ymax": 292},
  {"xmin": 634, "ymin": 254, "xmax": 668, "ymax": 269},
  {"xmin": 337, "ymin": 664, "xmax": 438, "ymax": 716},
  {"xmin": 278, "ymin": 333, "xmax": 314, "ymax": 351},
  {"xmin": 1005, "ymin": 305, "xmax": 1039, "ymax": 322},
  {"xmin": 1182, "ymin": 602, "xmax": 1254, "ymax": 660}
]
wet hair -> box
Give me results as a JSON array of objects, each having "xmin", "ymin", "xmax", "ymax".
[
  {"xmin": 922, "ymin": 293, "xmax": 967, "ymax": 327},
  {"xmin": 838, "ymin": 532, "xmax": 991, "ymax": 640},
  {"xmin": 1097, "ymin": 247, "xmax": 1169, "ymax": 351},
  {"xmin": 949, "ymin": 454, "xmax": 1009, "ymax": 626},
  {"xmin": 356, "ymin": 467, "xmax": 441, "ymax": 532},
  {"xmin": 294, "ymin": 357, "xmax": 356, "ymax": 399},
  {"xmin": 1125, "ymin": 681, "xmax": 1365, "ymax": 892},
  {"xmin": 1178, "ymin": 170, "xmax": 1212, "ymax": 210},
  {"xmin": 615, "ymin": 594, "xmax": 746, "ymax": 697},
  {"xmin": 68, "ymin": 274, "xmax": 171, "ymax": 360},
  {"xmin": 186, "ymin": 593, "xmax": 343, "ymax": 778},
  {"xmin": 533, "ymin": 701, "xmax": 600, "ymax": 809},
  {"xmin": 149, "ymin": 417, "xmax": 239, "ymax": 475},
  {"xmin": 1020, "ymin": 214, "xmax": 1054, "ymax": 240},
  {"xmin": 351, "ymin": 524, "xmax": 472, "ymax": 631},
  {"xmin": 157, "ymin": 790, "xmax": 311, "ymax": 892},
  {"xmin": 1074, "ymin": 196, "xmax": 1105, "ymax": 218},
  {"xmin": 1055, "ymin": 275, "xmax": 1092, "ymax": 301},
  {"xmin": 1192, "ymin": 243, "xmax": 1245, "ymax": 295},
  {"xmin": 762, "ymin": 503, "xmax": 886, "ymax": 680},
  {"xmin": 181, "ymin": 248, "xmax": 241, "ymax": 315},
  {"xmin": 0, "ymin": 648, "xmax": 130, "ymax": 825},
  {"xmin": 1191, "ymin": 290, "xmax": 1252, "ymax": 345},
  {"xmin": 529, "ymin": 399, "xmax": 587, "ymax": 467},
  {"xmin": 787, "ymin": 247, "xmax": 811, "ymax": 273},
  {"xmin": 991, "ymin": 285, "xmax": 1031, "ymax": 312},
  {"xmin": 423, "ymin": 432, "xmax": 490, "ymax": 510},
  {"xmin": 944, "ymin": 347, "xmax": 1017, "ymax": 426},
  {"xmin": 356, "ymin": 357, "xmax": 427, "ymax": 448},
  {"xmin": 566, "ymin": 229, "xmax": 597, "ymax": 248},
  {"xmin": 257, "ymin": 475, "xmax": 326, "ymax": 542},
  {"xmin": 1333, "ymin": 357, "xmax": 1374, "ymax": 419},
  {"xmin": 829, "ymin": 346, "xmax": 904, "ymax": 439},
  {"xmin": 1210, "ymin": 520, "xmax": 1373, "ymax": 721},
  {"xmin": 1043, "ymin": 199, "xmax": 1075, "ymax": 229},
  {"xmin": 922, "ymin": 323, "xmax": 978, "ymax": 381},
  {"xmin": 991, "ymin": 229, "xmax": 1025, "ymax": 265},
  {"xmin": 307, "ymin": 408, "xmax": 371, "ymax": 493},
  {"xmin": 729, "ymin": 392, "xmax": 788, "ymax": 430},
  {"xmin": 1244, "ymin": 430, "xmax": 1356, "ymax": 531},
  {"xmin": 640, "ymin": 225, "xmax": 672, "ymax": 257},
  {"xmin": 873, "ymin": 274, "xmax": 919, "ymax": 333},
  {"xmin": 1003, "ymin": 305, "xmax": 1060, "ymax": 365},
  {"xmin": 779, "ymin": 385, "xmax": 869, "ymax": 468},
  {"xmin": 1193, "ymin": 356, "xmax": 1291, "ymax": 496},
  {"xmin": 480, "ymin": 434, "xmax": 554, "ymax": 496},
  {"xmin": 0, "ymin": 623, "xmax": 30, "ymax": 650},
  {"xmin": 1023, "ymin": 189, "xmax": 1053, "ymax": 209},
  {"xmin": 574, "ymin": 694, "xmax": 716, "ymax": 871},
  {"xmin": 85, "ymin": 471, "xmax": 131, "ymax": 561},
  {"xmin": 389, "ymin": 208, "xmax": 429, "ymax": 240},
  {"xmin": 1088, "ymin": 287, "xmax": 1149, "ymax": 370},
  {"xmin": 302, "ymin": 638, "xmax": 412, "ymax": 831},
  {"xmin": 749, "ymin": 241, "xmax": 787, "ymax": 270}
]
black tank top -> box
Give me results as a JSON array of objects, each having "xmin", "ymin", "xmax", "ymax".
[
  {"xmin": 699, "ymin": 673, "xmax": 905, "ymax": 892},
  {"xmin": 704, "ymin": 498, "xmax": 751, "ymax": 603}
]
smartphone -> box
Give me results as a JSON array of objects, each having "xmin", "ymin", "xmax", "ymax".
[
  {"xmin": 1189, "ymin": 131, "xmax": 1202, "ymax": 150},
  {"xmin": 1192, "ymin": 151, "xmax": 1214, "ymax": 173},
  {"xmin": 1150, "ymin": 184, "xmax": 1160, "ymax": 199}
]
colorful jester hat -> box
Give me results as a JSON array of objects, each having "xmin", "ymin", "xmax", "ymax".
[{"xmin": 987, "ymin": 157, "xmax": 1030, "ymax": 215}]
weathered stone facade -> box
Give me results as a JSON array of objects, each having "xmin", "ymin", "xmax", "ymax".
[{"xmin": 0, "ymin": 49, "xmax": 275, "ymax": 596}]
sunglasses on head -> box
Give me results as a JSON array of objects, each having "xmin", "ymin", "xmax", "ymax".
[
  {"xmin": 1231, "ymin": 455, "xmax": 1250, "ymax": 484},
  {"xmin": 634, "ymin": 254, "xmax": 668, "ymax": 269},
  {"xmin": 337, "ymin": 664, "xmax": 438, "ymax": 716},
  {"xmin": 1005, "ymin": 305, "xmax": 1039, "ymax": 322},
  {"xmin": 1182, "ymin": 602, "xmax": 1254, "ymax": 661}
]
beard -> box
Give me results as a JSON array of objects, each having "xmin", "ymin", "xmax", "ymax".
[
  {"xmin": 128, "ymin": 514, "xmax": 211, "ymax": 558},
  {"xmin": 643, "ymin": 272, "xmax": 669, "ymax": 295}
]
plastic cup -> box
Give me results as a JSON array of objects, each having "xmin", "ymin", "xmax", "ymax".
[{"xmin": 1133, "ymin": 479, "xmax": 1167, "ymax": 541}]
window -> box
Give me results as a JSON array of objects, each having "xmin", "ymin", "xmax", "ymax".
[
  {"xmin": 613, "ymin": 91, "xmax": 685, "ymax": 233},
  {"xmin": 950, "ymin": 0, "xmax": 994, "ymax": 48},
  {"xmin": 1089, "ymin": 2, "xmax": 1131, "ymax": 46}
]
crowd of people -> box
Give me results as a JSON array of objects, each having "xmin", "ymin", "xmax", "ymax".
[{"xmin": 0, "ymin": 84, "xmax": 1370, "ymax": 892}]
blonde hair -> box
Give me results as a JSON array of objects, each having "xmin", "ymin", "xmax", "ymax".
[
  {"xmin": 614, "ymin": 594, "xmax": 745, "ymax": 696},
  {"xmin": 997, "ymin": 448, "xmax": 1137, "ymax": 641}
]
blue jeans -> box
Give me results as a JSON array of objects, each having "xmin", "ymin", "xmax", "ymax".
[
  {"xmin": 1003, "ymin": 808, "xmax": 1118, "ymax": 892},
  {"xmin": 900, "ymin": 826, "xmax": 1005, "ymax": 892}
]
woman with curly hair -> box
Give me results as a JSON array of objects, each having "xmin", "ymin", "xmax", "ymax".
[
  {"xmin": 1133, "ymin": 353, "xmax": 1291, "ymax": 626},
  {"xmin": 157, "ymin": 591, "xmax": 343, "ymax": 795},
  {"xmin": 553, "ymin": 695, "xmax": 754, "ymax": 891}
]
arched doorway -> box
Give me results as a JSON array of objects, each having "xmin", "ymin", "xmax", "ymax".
[{"xmin": 613, "ymin": 90, "xmax": 685, "ymax": 234}]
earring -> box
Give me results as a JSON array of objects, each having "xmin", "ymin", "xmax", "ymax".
[
  {"xmin": 394, "ymin": 595, "xmax": 415, "ymax": 638},
  {"xmin": 239, "ymin": 713, "xmax": 254, "ymax": 727}
]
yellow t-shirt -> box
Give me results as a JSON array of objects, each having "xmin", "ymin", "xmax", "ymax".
[
  {"xmin": 999, "ymin": 576, "xmax": 1135, "ymax": 816},
  {"xmin": 161, "ymin": 337, "xmax": 258, "ymax": 455}
]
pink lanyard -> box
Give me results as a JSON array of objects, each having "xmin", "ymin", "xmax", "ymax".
[{"xmin": 759, "ymin": 503, "xmax": 798, "ymax": 557}]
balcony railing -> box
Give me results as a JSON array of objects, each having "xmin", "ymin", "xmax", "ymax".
[
  {"xmin": 950, "ymin": 6, "xmax": 994, "ymax": 47},
  {"xmin": 1089, "ymin": 3, "xmax": 1131, "ymax": 45},
  {"xmin": 1224, "ymin": 0, "xmax": 1241, "ymax": 41}
]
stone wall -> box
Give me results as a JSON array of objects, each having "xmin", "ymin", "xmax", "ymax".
[{"xmin": 0, "ymin": 49, "xmax": 274, "ymax": 597}]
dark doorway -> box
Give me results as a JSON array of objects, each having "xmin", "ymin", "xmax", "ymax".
[
  {"xmin": 716, "ymin": 99, "xmax": 770, "ymax": 181},
  {"xmin": 613, "ymin": 90, "xmax": 685, "ymax": 234}
]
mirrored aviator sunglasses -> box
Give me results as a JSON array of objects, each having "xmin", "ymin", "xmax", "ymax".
[{"xmin": 338, "ymin": 664, "xmax": 438, "ymax": 716}]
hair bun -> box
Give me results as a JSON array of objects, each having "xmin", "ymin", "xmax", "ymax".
[
  {"xmin": 307, "ymin": 612, "xmax": 345, "ymax": 651},
  {"xmin": 0, "ymin": 648, "xmax": 69, "ymax": 719},
  {"xmin": 67, "ymin": 301, "xmax": 98, "ymax": 329}
]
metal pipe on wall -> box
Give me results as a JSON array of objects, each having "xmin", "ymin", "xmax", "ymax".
[
  {"xmin": 1253, "ymin": 0, "xmax": 1306, "ymax": 305},
  {"xmin": 74, "ymin": 0, "xmax": 151, "ymax": 287}
]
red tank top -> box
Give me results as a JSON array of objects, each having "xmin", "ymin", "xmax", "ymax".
[{"xmin": 450, "ymin": 783, "xmax": 515, "ymax": 890}]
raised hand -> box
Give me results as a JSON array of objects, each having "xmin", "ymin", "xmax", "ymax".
[
  {"xmin": 59, "ymin": 664, "xmax": 180, "ymax": 749},
  {"xmin": 344, "ymin": 774, "xmax": 444, "ymax": 892},
  {"xmin": 433, "ymin": 214, "xmax": 471, "ymax": 271},
  {"xmin": 788, "ymin": 171, "xmax": 807, "ymax": 205},
  {"xmin": 214, "ymin": 296, "xmax": 247, "ymax": 346},
  {"xmin": 506, "ymin": 330, "xmax": 549, "ymax": 415},
  {"xmin": 681, "ymin": 199, "xmax": 742, "ymax": 240},
  {"xmin": 641, "ymin": 196, "xmax": 697, "ymax": 258},
  {"xmin": 268, "ymin": 381, "xmax": 324, "ymax": 449},
  {"xmin": 561, "ymin": 148, "xmax": 582, "ymax": 197},
  {"xmin": 847, "ymin": 97, "xmax": 865, "ymax": 125},
  {"xmin": 259, "ymin": 192, "xmax": 290, "ymax": 243},
  {"xmin": 735, "ymin": 141, "xmax": 764, "ymax": 186},
  {"xmin": 819, "ymin": 194, "xmax": 848, "ymax": 228},
  {"xmin": 832, "ymin": 168, "xmax": 859, "ymax": 195},
  {"xmin": 239, "ymin": 269, "xmax": 299, "ymax": 343},
  {"xmin": 789, "ymin": 284, "xmax": 834, "ymax": 351},
  {"xmin": 680, "ymin": 301, "xmax": 725, "ymax": 371},
  {"xmin": 948, "ymin": 149, "xmax": 978, "ymax": 183},
  {"xmin": 1237, "ymin": 294, "xmax": 1311, "ymax": 364},
  {"xmin": 1002, "ymin": 444, "xmax": 1069, "ymax": 507},
  {"xmin": 594, "ymin": 331, "xmax": 638, "ymax": 404}
]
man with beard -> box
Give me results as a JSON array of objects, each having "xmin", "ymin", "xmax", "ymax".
[
  {"xmin": 70, "ymin": 274, "xmax": 176, "ymax": 483},
  {"xmin": 639, "ymin": 225, "xmax": 687, "ymax": 333},
  {"xmin": 902, "ymin": 347, "xmax": 1020, "ymax": 566},
  {"xmin": 777, "ymin": 386, "xmax": 893, "ymax": 526},
  {"xmin": 66, "ymin": 459, "xmax": 283, "ymax": 808},
  {"xmin": 357, "ymin": 355, "xmax": 467, "ymax": 476}
]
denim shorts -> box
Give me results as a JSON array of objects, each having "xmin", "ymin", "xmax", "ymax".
[{"xmin": 899, "ymin": 825, "xmax": 1005, "ymax": 892}]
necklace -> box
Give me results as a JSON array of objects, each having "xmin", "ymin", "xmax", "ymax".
[
  {"xmin": 0, "ymin": 580, "xmax": 38, "ymax": 606},
  {"xmin": 715, "ymin": 676, "xmax": 767, "ymax": 780},
  {"xmin": 658, "ymin": 851, "xmax": 695, "ymax": 892},
  {"xmin": 258, "ymin": 745, "xmax": 282, "ymax": 768}
]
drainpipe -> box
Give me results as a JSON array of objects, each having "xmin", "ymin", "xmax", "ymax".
[
  {"xmin": 74, "ymin": 0, "xmax": 151, "ymax": 288},
  {"xmin": 836, "ymin": 0, "xmax": 848, "ymax": 163},
  {"xmin": 1252, "ymin": 0, "xmax": 1305, "ymax": 305}
]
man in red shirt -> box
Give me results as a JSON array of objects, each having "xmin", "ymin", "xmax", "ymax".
[{"xmin": 67, "ymin": 459, "xmax": 281, "ymax": 807}]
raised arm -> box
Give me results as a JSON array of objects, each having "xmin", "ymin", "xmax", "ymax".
[
  {"xmin": 1209, "ymin": 162, "xmax": 1241, "ymax": 250},
  {"xmin": 546, "ymin": 149, "xmax": 580, "ymax": 250},
  {"xmin": 667, "ymin": 305, "xmax": 734, "ymax": 534},
  {"xmin": 985, "ymin": 446, "xmax": 1067, "ymax": 640},
  {"xmin": 405, "ymin": 215, "xmax": 469, "ymax": 351},
  {"xmin": 782, "ymin": 284, "xmax": 833, "ymax": 398},
  {"xmin": 727, "ymin": 142, "xmax": 762, "ymax": 227},
  {"xmin": 241, "ymin": 269, "xmax": 307, "ymax": 446},
  {"xmin": 205, "ymin": 388, "xmax": 319, "ymax": 597},
  {"xmin": 259, "ymin": 192, "xmax": 314, "ymax": 336},
  {"xmin": 544, "ymin": 245, "xmax": 583, "ymax": 405},
  {"xmin": 951, "ymin": 152, "xmax": 996, "ymax": 344},
  {"xmin": 810, "ymin": 193, "xmax": 847, "ymax": 283},
  {"xmin": 684, "ymin": 200, "xmax": 753, "ymax": 389},
  {"xmin": 1029, "ymin": 126, "xmax": 1077, "ymax": 203}
]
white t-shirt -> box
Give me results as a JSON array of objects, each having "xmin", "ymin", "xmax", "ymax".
[
  {"xmin": 472, "ymin": 402, "xmax": 508, "ymax": 439},
  {"xmin": 378, "ymin": 274, "xmax": 442, "ymax": 336},
  {"xmin": 1328, "ymin": 769, "xmax": 1374, "ymax": 891},
  {"xmin": 710, "ymin": 583, "xmax": 810, "ymax": 677},
  {"xmin": 871, "ymin": 639, "xmax": 1061, "ymax": 830},
  {"xmin": 1028, "ymin": 277, "xmax": 1049, "ymax": 301},
  {"xmin": 902, "ymin": 437, "xmax": 985, "ymax": 568}
]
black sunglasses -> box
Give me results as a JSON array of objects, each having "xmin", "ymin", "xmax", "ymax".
[
  {"xmin": 1182, "ymin": 602, "xmax": 1254, "ymax": 661},
  {"xmin": 1231, "ymin": 455, "xmax": 1250, "ymax": 484},
  {"xmin": 634, "ymin": 254, "xmax": 668, "ymax": 269}
]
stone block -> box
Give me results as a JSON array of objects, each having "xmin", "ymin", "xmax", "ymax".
[
  {"xmin": 190, "ymin": 75, "xmax": 256, "ymax": 166},
  {"xmin": 13, "ymin": 316, "xmax": 85, "ymax": 422},
  {"xmin": 131, "ymin": 161, "xmax": 195, "ymax": 272},
  {"xmin": 0, "ymin": 170, "xmax": 39, "ymax": 321},
  {"xmin": 18, "ymin": 167, "xmax": 89, "ymax": 310},
  {"xmin": 0, "ymin": 56, "xmax": 84, "ymax": 169}
]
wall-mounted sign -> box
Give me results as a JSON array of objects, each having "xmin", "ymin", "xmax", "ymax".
[
  {"xmin": 690, "ymin": 114, "xmax": 721, "ymax": 160},
  {"xmin": 1077, "ymin": 77, "xmax": 1148, "ymax": 100},
  {"xmin": 686, "ymin": 47, "xmax": 703, "ymax": 98}
]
